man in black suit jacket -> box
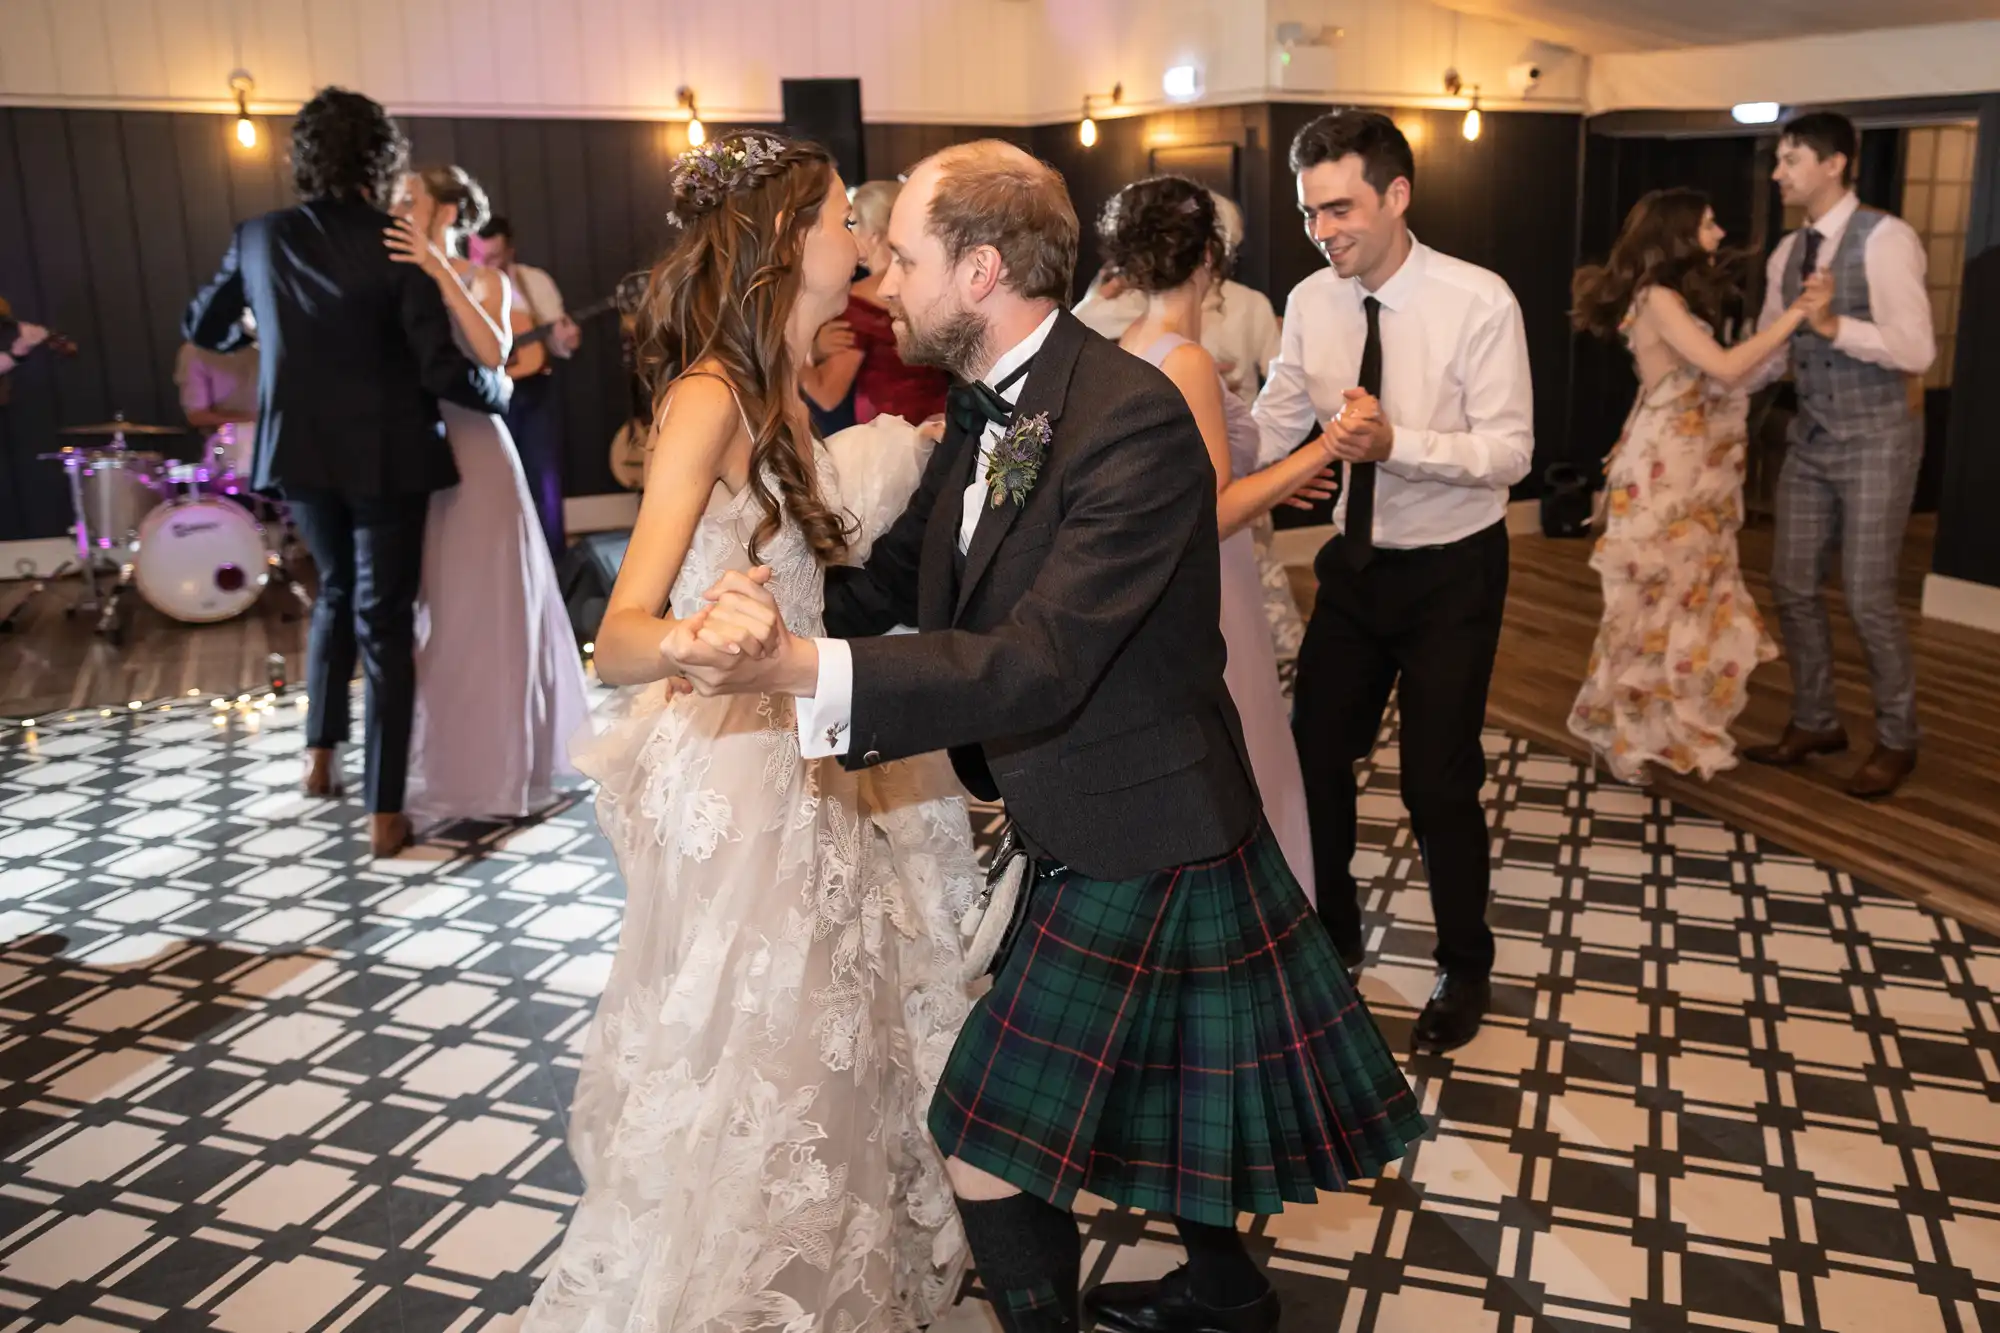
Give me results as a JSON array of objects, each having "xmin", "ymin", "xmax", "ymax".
[
  {"xmin": 184, "ymin": 88, "xmax": 507, "ymax": 856},
  {"xmin": 684, "ymin": 141, "xmax": 1423, "ymax": 1333}
]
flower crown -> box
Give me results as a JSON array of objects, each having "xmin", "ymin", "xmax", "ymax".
[{"xmin": 666, "ymin": 134, "xmax": 790, "ymax": 228}]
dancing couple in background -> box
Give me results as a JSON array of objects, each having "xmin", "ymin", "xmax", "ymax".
[
  {"xmin": 1568, "ymin": 188, "xmax": 1815, "ymax": 783},
  {"xmin": 184, "ymin": 88, "xmax": 586, "ymax": 856},
  {"xmin": 524, "ymin": 131, "xmax": 1425, "ymax": 1333},
  {"xmin": 1569, "ymin": 109, "xmax": 1936, "ymax": 797}
]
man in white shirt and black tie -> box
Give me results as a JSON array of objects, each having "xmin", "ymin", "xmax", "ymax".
[
  {"xmin": 1740, "ymin": 112, "xmax": 1936, "ymax": 799},
  {"xmin": 1254, "ymin": 110, "xmax": 1534, "ymax": 1052}
]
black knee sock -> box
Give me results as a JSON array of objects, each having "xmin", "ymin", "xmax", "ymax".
[
  {"xmin": 958, "ymin": 1193, "xmax": 1082, "ymax": 1332},
  {"xmin": 1174, "ymin": 1215, "xmax": 1270, "ymax": 1307}
]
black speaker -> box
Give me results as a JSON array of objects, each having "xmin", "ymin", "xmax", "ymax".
[
  {"xmin": 1541, "ymin": 462, "xmax": 1595, "ymax": 538},
  {"xmin": 558, "ymin": 530, "xmax": 631, "ymax": 646},
  {"xmin": 783, "ymin": 78, "xmax": 866, "ymax": 185}
]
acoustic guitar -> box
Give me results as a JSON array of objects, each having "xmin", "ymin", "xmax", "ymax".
[
  {"xmin": 0, "ymin": 295, "xmax": 79, "ymax": 406},
  {"xmin": 505, "ymin": 294, "xmax": 618, "ymax": 380}
]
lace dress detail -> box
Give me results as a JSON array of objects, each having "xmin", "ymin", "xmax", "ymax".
[{"xmin": 525, "ymin": 432, "xmax": 979, "ymax": 1333}]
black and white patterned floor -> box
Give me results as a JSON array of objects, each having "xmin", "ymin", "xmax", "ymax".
[{"xmin": 4, "ymin": 689, "xmax": 2000, "ymax": 1332}]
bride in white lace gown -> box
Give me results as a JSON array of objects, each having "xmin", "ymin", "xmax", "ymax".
[{"xmin": 523, "ymin": 134, "xmax": 980, "ymax": 1333}]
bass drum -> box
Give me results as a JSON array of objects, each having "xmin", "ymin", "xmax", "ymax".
[{"xmin": 132, "ymin": 498, "xmax": 270, "ymax": 623}]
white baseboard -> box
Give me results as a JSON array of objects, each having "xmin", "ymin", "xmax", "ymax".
[
  {"xmin": 0, "ymin": 538, "xmax": 83, "ymax": 581},
  {"xmin": 1922, "ymin": 572, "xmax": 2000, "ymax": 634},
  {"xmin": 564, "ymin": 492, "xmax": 639, "ymax": 535},
  {"xmin": 1269, "ymin": 525, "xmax": 1334, "ymax": 568}
]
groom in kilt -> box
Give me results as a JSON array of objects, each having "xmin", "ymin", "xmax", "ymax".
[{"xmin": 685, "ymin": 141, "xmax": 1425, "ymax": 1333}]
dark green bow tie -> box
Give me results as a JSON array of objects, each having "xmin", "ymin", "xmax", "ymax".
[{"xmin": 946, "ymin": 357, "xmax": 1035, "ymax": 437}]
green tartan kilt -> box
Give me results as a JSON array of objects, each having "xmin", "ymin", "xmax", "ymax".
[{"xmin": 928, "ymin": 823, "xmax": 1427, "ymax": 1226}]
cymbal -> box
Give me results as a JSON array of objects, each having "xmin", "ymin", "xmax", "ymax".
[{"xmin": 61, "ymin": 420, "xmax": 185, "ymax": 437}]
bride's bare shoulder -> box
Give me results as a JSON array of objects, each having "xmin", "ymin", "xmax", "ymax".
[{"xmin": 652, "ymin": 365, "xmax": 749, "ymax": 473}]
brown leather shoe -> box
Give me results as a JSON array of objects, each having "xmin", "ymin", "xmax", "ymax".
[
  {"xmin": 1742, "ymin": 723, "xmax": 1849, "ymax": 767},
  {"xmin": 370, "ymin": 813, "xmax": 413, "ymax": 858},
  {"xmin": 1846, "ymin": 746, "xmax": 1917, "ymax": 800},
  {"xmin": 303, "ymin": 747, "xmax": 341, "ymax": 797}
]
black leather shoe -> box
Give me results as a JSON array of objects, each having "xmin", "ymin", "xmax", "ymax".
[
  {"xmin": 1412, "ymin": 972, "xmax": 1490, "ymax": 1052},
  {"xmin": 1085, "ymin": 1267, "xmax": 1279, "ymax": 1333}
]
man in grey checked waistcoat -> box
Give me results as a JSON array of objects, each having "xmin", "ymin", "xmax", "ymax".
[{"xmin": 1743, "ymin": 111, "xmax": 1937, "ymax": 799}]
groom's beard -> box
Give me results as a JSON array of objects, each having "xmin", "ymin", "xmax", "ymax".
[{"xmin": 895, "ymin": 304, "xmax": 990, "ymax": 381}]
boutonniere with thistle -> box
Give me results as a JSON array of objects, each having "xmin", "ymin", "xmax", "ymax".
[{"xmin": 985, "ymin": 412, "xmax": 1053, "ymax": 509}]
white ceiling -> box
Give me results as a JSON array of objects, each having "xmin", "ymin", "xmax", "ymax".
[{"xmin": 1443, "ymin": 0, "xmax": 2000, "ymax": 52}]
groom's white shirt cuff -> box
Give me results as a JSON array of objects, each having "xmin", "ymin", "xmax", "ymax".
[{"xmin": 795, "ymin": 637, "xmax": 854, "ymax": 758}]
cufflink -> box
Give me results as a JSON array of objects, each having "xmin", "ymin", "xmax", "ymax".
[{"xmin": 824, "ymin": 723, "xmax": 845, "ymax": 750}]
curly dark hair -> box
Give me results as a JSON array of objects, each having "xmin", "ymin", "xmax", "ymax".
[
  {"xmin": 1096, "ymin": 175, "xmax": 1226, "ymax": 294},
  {"xmin": 290, "ymin": 87, "xmax": 408, "ymax": 204},
  {"xmin": 1572, "ymin": 188, "xmax": 1746, "ymax": 341}
]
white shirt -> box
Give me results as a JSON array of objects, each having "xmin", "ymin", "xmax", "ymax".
[
  {"xmin": 1073, "ymin": 279, "xmax": 1283, "ymax": 402},
  {"xmin": 796, "ymin": 310, "xmax": 1060, "ymax": 759},
  {"xmin": 507, "ymin": 262, "xmax": 565, "ymax": 328},
  {"xmin": 1747, "ymin": 191, "xmax": 1936, "ymax": 391},
  {"xmin": 1251, "ymin": 237, "xmax": 1535, "ymax": 549}
]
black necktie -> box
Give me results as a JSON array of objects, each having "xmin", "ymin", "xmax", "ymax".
[
  {"xmin": 1343, "ymin": 295, "xmax": 1382, "ymax": 571},
  {"xmin": 1800, "ymin": 228, "xmax": 1823, "ymax": 279},
  {"xmin": 947, "ymin": 358, "xmax": 1034, "ymax": 438}
]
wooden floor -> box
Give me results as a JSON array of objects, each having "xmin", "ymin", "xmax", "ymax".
[
  {"xmin": 1299, "ymin": 513, "xmax": 2000, "ymax": 932},
  {"xmin": 0, "ymin": 571, "xmax": 310, "ymax": 721}
]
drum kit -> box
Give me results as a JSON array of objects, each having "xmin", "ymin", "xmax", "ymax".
[{"xmin": 33, "ymin": 415, "xmax": 310, "ymax": 645}]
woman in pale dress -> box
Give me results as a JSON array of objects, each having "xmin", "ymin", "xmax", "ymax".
[
  {"xmin": 1098, "ymin": 175, "xmax": 1336, "ymax": 902},
  {"xmin": 520, "ymin": 132, "xmax": 979, "ymax": 1333},
  {"xmin": 1075, "ymin": 191, "xmax": 1309, "ymax": 666},
  {"xmin": 383, "ymin": 166, "xmax": 591, "ymax": 839},
  {"xmin": 1568, "ymin": 188, "xmax": 1831, "ymax": 783}
]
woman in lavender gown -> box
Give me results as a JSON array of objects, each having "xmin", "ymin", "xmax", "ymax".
[
  {"xmin": 1099, "ymin": 176, "xmax": 1337, "ymax": 902},
  {"xmin": 385, "ymin": 167, "xmax": 591, "ymax": 833}
]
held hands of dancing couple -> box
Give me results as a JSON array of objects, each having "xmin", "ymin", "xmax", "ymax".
[{"xmin": 657, "ymin": 565, "xmax": 814, "ymax": 698}]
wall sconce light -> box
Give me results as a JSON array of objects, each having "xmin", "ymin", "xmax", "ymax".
[
  {"xmin": 1080, "ymin": 82, "xmax": 1123, "ymax": 148},
  {"xmin": 1443, "ymin": 68, "xmax": 1481, "ymax": 142},
  {"xmin": 230, "ymin": 71, "xmax": 256, "ymax": 149},
  {"xmin": 676, "ymin": 86, "xmax": 705, "ymax": 147},
  {"xmin": 1732, "ymin": 102, "xmax": 1781, "ymax": 125}
]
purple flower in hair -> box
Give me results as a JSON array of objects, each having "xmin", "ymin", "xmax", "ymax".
[{"xmin": 667, "ymin": 134, "xmax": 788, "ymax": 227}]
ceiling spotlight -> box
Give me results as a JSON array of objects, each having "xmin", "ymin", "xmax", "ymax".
[
  {"xmin": 1081, "ymin": 82, "xmax": 1123, "ymax": 149},
  {"xmin": 677, "ymin": 86, "xmax": 705, "ymax": 147},
  {"xmin": 1732, "ymin": 101, "xmax": 1781, "ymax": 125},
  {"xmin": 230, "ymin": 71, "xmax": 257, "ymax": 149}
]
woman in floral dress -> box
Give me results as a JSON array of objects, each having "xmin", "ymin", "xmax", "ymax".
[{"xmin": 1568, "ymin": 188, "xmax": 1831, "ymax": 783}]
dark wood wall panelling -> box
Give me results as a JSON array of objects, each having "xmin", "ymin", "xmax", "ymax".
[
  {"xmin": 0, "ymin": 108, "xmax": 700, "ymax": 542},
  {"xmin": 4, "ymin": 102, "xmax": 1581, "ymax": 540},
  {"xmin": 0, "ymin": 109, "xmax": 299, "ymax": 544}
]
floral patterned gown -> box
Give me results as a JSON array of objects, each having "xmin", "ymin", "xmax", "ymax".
[
  {"xmin": 524, "ymin": 414, "xmax": 980, "ymax": 1333},
  {"xmin": 1569, "ymin": 315, "xmax": 1778, "ymax": 784}
]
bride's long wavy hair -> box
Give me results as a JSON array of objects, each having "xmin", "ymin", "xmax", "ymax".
[
  {"xmin": 1572, "ymin": 188, "xmax": 1749, "ymax": 341},
  {"xmin": 634, "ymin": 132, "xmax": 850, "ymax": 566}
]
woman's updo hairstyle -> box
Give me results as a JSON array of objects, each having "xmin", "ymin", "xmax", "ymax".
[
  {"xmin": 1095, "ymin": 175, "xmax": 1226, "ymax": 294},
  {"xmin": 417, "ymin": 165, "xmax": 490, "ymax": 247}
]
